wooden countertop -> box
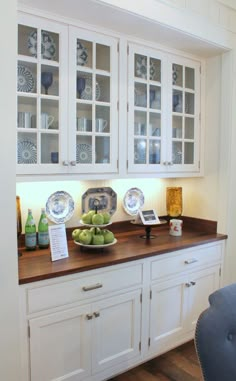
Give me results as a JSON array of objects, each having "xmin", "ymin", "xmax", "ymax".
[{"xmin": 18, "ymin": 217, "xmax": 227, "ymax": 285}]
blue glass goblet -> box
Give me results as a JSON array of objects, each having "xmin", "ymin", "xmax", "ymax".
[
  {"xmin": 41, "ymin": 71, "xmax": 53, "ymax": 95},
  {"xmin": 77, "ymin": 77, "xmax": 86, "ymax": 99}
]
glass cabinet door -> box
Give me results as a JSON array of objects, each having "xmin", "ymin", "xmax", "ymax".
[
  {"xmin": 128, "ymin": 44, "xmax": 165, "ymax": 173},
  {"xmin": 68, "ymin": 27, "xmax": 118, "ymax": 174},
  {"xmin": 17, "ymin": 14, "xmax": 68, "ymax": 174},
  {"xmin": 170, "ymin": 59, "xmax": 200, "ymax": 172}
]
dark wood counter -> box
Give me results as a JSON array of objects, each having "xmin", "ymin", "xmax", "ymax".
[{"xmin": 18, "ymin": 218, "xmax": 227, "ymax": 284}]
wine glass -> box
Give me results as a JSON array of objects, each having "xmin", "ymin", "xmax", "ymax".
[
  {"xmin": 77, "ymin": 77, "xmax": 86, "ymax": 99},
  {"xmin": 41, "ymin": 71, "xmax": 53, "ymax": 95}
]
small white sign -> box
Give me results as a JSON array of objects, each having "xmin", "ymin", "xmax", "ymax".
[
  {"xmin": 49, "ymin": 224, "xmax": 69, "ymax": 261},
  {"xmin": 139, "ymin": 209, "xmax": 160, "ymax": 225}
]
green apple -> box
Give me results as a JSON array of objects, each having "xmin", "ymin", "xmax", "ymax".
[
  {"xmin": 92, "ymin": 233, "xmax": 104, "ymax": 245},
  {"xmin": 79, "ymin": 229, "xmax": 92, "ymax": 245},
  {"xmin": 103, "ymin": 229, "xmax": 114, "ymax": 244},
  {"xmin": 72, "ymin": 228, "xmax": 82, "ymax": 241},
  {"xmin": 81, "ymin": 212, "xmax": 92, "ymax": 224},
  {"xmin": 92, "ymin": 213, "xmax": 104, "ymax": 225},
  {"xmin": 90, "ymin": 227, "xmax": 96, "ymax": 236},
  {"xmin": 88, "ymin": 210, "xmax": 96, "ymax": 218},
  {"xmin": 102, "ymin": 212, "xmax": 111, "ymax": 224}
]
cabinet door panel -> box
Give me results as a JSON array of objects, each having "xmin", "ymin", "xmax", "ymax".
[
  {"xmin": 29, "ymin": 305, "xmax": 91, "ymax": 381},
  {"xmin": 149, "ymin": 276, "xmax": 187, "ymax": 353},
  {"xmin": 187, "ymin": 266, "xmax": 220, "ymax": 330},
  {"xmin": 92, "ymin": 290, "xmax": 141, "ymax": 373}
]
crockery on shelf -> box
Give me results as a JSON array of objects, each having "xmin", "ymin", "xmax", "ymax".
[
  {"xmin": 17, "ymin": 64, "xmax": 35, "ymax": 93},
  {"xmin": 28, "ymin": 30, "xmax": 56, "ymax": 60},
  {"xmin": 17, "ymin": 139, "xmax": 37, "ymax": 164}
]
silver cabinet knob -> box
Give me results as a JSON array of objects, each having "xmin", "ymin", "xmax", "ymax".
[
  {"xmin": 62, "ymin": 160, "xmax": 69, "ymax": 166},
  {"xmin": 86, "ymin": 314, "xmax": 93, "ymax": 320},
  {"xmin": 190, "ymin": 281, "xmax": 196, "ymax": 286},
  {"xmin": 185, "ymin": 282, "xmax": 191, "ymax": 287},
  {"xmin": 70, "ymin": 161, "xmax": 76, "ymax": 166},
  {"xmin": 93, "ymin": 311, "xmax": 100, "ymax": 318},
  {"xmin": 167, "ymin": 161, "xmax": 173, "ymax": 166}
]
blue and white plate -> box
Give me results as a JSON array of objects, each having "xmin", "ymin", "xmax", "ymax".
[
  {"xmin": 17, "ymin": 64, "xmax": 35, "ymax": 93},
  {"xmin": 46, "ymin": 191, "xmax": 75, "ymax": 224},
  {"xmin": 123, "ymin": 187, "xmax": 145, "ymax": 216},
  {"xmin": 28, "ymin": 30, "xmax": 56, "ymax": 60},
  {"xmin": 82, "ymin": 187, "xmax": 117, "ymax": 215},
  {"xmin": 76, "ymin": 143, "xmax": 92, "ymax": 164},
  {"xmin": 17, "ymin": 139, "xmax": 37, "ymax": 164},
  {"xmin": 80, "ymin": 77, "xmax": 101, "ymax": 101},
  {"xmin": 77, "ymin": 40, "xmax": 88, "ymax": 66}
]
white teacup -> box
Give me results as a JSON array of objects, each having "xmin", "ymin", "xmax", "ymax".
[
  {"xmin": 17, "ymin": 112, "xmax": 32, "ymax": 128},
  {"xmin": 96, "ymin": 118, "xmax": 107, "ymax": 132},
  {"xmin": 41, "ymin": 113, "xmax": 54, "ymax": 129},
  {"xmin": 169, "ymin": 219, "xmax": 183, "ymax": 236}
]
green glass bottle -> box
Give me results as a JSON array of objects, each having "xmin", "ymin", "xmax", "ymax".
[
  {"xmin": 38, "ymin": 208, "xmax": 49, "ymax": 249},
  {"xmin": 25, "ymin": 209, "xmax": 36, "ymax": 250}
]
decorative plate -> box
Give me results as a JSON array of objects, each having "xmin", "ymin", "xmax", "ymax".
[
  {"xmin": 80, "ymin": 77, "xmax": 101, "ymax": 101},
  {"xmin": 46, "ymin": 191, "xmax": 75, "ymax": 224},
  {"xmin": 17, "ymin": 140, "xmax": 37, "ymax": 164},
  {"xmin": 74, "ymin": 238, "xmax": 117, "ymax": 249},
  {"xmin": 172, "ymin": 65, "xmax": 178, "ymax": 85},
  {"xmin": 77, "ymin": 40, "xmax": 88, "ymax": 66},
  {"xmin": 76, "ymin": 143, "xmax": 92, "ymax": 164},
  {"xmin": 82, "ymin": 187, "xmax": 117, "ymax": 215},
  {"xmin": 17, "ymin": 64, "xmax": 35, "ymax": 93},
  {"xmin": 79, "ymin": 220, "xmax": 112, "ymax": 228},
  {"xmin": 135, "ymin": 56, "xmax": 156, "ymax": 80},
  {"xmin": 123, "ymin": 187, "xmax": 145, "ymax": 216},
  {"xmin": 27, "ymin": 30, "xmax": 56, "ymax": 60}
]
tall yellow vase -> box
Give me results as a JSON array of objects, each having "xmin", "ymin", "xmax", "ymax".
[{"xmin": 166, "ymin": 187, "xmax": 183, "ymax": 217}]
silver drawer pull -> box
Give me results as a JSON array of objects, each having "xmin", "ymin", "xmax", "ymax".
[
  {"xmin": 82, "ymin": 283, "xmax": 103, "ymax": 292},
  {"xmin": 184, "ymin": 258, "xmax": 198, "ymax": 265}
]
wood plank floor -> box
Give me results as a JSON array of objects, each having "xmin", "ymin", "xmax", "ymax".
[{"xmin": 108, "ymin": 340, "xmax": 203, "ymax": 381}]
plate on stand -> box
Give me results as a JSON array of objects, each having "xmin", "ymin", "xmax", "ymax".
[
  {"xmin": 123, "ymin": 188, "xmax": 145, "ymax": 216},
  {"xmin": 28, "ymin": 30, "xmax": 56, "ymax": 60},
  {"xmin": 17, "ymin": 139, "xmax": 37, "ymax": 164},
  {"xmin": 46, "ymin": 191, "xmax": 75, "ymax": 224},
  {"xmin": 17, "ymin": 64, "xmax": 35, "ymax": 93}
]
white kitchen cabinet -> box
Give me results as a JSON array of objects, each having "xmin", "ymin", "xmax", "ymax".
[
  {"xmin": 17, "ymin": 10, "xmax": 204, "ymax": 179},
  {"xmin": 127, "ymin": 43, "xmax": 201, "ymax": 176},
  {"xmin": 17, "ymin": 13, "xmax": 68, "ymax": 175},
  {"xmin": 17, "ymin": 13, "xmax": 119, "ymax": 176},
  {"xmin": 148, "ymin": 265, "xmax": 220, "ymax": 355},
  {"xmin": 19, "ymin": 241, "xmax": 224, "ymax": 381},
  {"xmin": 19, "ymin": 262, "xmax": 143, "ymax": 381}
]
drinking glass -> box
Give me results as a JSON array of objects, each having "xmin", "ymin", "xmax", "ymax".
[{"xmin": 41, "ymin": 71, "xmax": 53, "ymax": 95}]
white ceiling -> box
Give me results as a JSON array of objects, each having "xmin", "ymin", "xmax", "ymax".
[{"xmin": 18, "ymin": 0, "xmax": 228, "ymax": 58}]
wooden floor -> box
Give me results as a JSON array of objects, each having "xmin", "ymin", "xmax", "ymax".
[{"xmin": 109, "ymin": 340, "xmax": 203, "ymax": 381}]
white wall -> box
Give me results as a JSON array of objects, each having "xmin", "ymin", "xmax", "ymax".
[{"xmin": 0, "ymin": 1, "xmax": 21, "ymax": 380}]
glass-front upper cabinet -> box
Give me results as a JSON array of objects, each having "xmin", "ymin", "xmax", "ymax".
[
  {"xmin": 128, "ymin": 43, "xmax": 201, "ymax": 175},
  {"xmin": 68, "ymin": 27, "xmax": 119, "ymax": 174},
  {"xmin": 17, "ymin": 13, "xmax": 68, "ymax": 175},
  {"xmin": 127, "ymin": 44, "xmax": 165, "ymax": 173},
  {"xmin": 169, "ymin": 56, "xmax": 200, "ymax": 173}
]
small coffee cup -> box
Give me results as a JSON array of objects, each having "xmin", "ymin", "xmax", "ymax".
[
  {"xmin": 41, "ymin": 113, "xmax": 54, "ymax": 129},
  {"xmin": 169, "ymin": 219, "xmax": 183, "ymax": 236},
  {"xmin": 96, "ymin": 118, "xmax": 107, "ymax": 132},
  {"xmin": 17, "ymin": 112, "xmax": 32, "ymax": 128}
]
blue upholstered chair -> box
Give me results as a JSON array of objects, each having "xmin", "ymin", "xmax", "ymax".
[{"xmin": 195, "ymin": 283, "xmax": 236, "ymax": 381}]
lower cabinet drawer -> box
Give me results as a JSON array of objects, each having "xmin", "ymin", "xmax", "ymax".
[
  {"xmin": 26, "ymin": 262, "xmax": 143, "ymax": 314},
  {"xmin": 151, "ymin": 243, "xmax": 222, "ymax": 281}
]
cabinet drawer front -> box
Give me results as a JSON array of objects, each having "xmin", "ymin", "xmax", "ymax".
[
  {"xmin": 151, "ymin": 244, "xmax": 222, "ymax": 281},
  {"xmin": 27, "ymin": 263, "xmax": 143, "ymax": 314}
]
